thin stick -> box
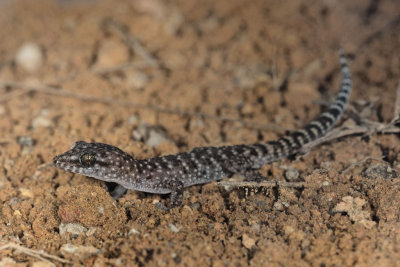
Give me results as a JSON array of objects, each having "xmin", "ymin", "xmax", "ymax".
[
  {"xmin": 0, "ymin": 242, "xmax": 71, "ymax": 264},
  {"xmin": 91, "ymin": 61, "xmax": 154, "ymax": 74},
  {"xmin": 0, "ymin": 80, "xmax": 286, "ymax": 132},
  {"xmin": 0, "ymin": 88, "xmax": 30, "ymax": 103},
  {"xmin": 341, "ymin": 156, "xmax": 386, "ymax": 174},
  {"xmin": 105, "ymin": 19, "xmax": 159, "ymax": 67},
  {"xmin": 299, "ymin": 122, "xmax": 400, "ymax": 155},
  {"xmin": 218, "ymin": 180, "xmax": 304, "ymax": 188},
  {"xmin": 392, "ymin": 80, "xmax": 400, "ymax": 124},
  {"xmin": 0, "ymin": 138, "xmax": 13, "ymax": 144}
]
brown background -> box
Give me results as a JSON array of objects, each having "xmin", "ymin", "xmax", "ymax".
[{"xmin": 0, "ymin": 0, "xmax": 400, "ymax": 266}]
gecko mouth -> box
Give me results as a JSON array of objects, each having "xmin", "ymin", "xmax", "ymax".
[
  {"xmin": 53, "ymin": 155, "xmax": 67, "ymax": 167},
  {"xmin": 52, "ymin": 155, "xmax": 62, "ymax": 166}
]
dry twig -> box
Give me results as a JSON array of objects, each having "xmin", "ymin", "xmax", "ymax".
[
  {"xmin": 0, "ymin": 80, "xmax": 286, "ymax": 132},
  {"xmin": 104, "ymin": 19, "xmax": 159, "ymax": 67},
  {"xmin": 0, "ymin": 242, "xmax": 71, "ymax": 265},
  {"xmin": 341, "ymin": 156, "xmax": 387, "ymax": 174},
  {"xmin": 392, "ymin": 80, "xmax": 400, "ymax": 124},
  {"xmin": 218, "ymin": 180, "xmax": 305, "ymax": 188},
  {"xmin": 91, "ymin": 61, "xmax": 155, "ymax": 74}
]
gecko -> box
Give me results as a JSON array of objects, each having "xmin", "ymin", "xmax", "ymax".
[{"xmin": 53, "ymin": 51, "xmax": 352, "ymax": 207}]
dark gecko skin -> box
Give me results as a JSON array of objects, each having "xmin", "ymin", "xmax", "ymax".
[{"xmin": 53, "ymin": 51, "xmax": 352, "ymax": 207}]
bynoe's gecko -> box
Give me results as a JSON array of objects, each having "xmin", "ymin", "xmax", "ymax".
[{"xmin": 53, "ymin": 51, "xmax": 352, "ymax": 207}]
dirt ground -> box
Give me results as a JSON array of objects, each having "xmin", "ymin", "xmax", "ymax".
[{"xmin": 0, "ymin": 0, "xmax": 400, "ymax": 266}]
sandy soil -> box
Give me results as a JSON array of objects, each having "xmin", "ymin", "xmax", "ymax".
[{"xmin": 0, "ymin": 0, "xmax": 400, "ymax": 266}]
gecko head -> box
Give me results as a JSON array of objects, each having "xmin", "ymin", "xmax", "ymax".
[{"xmin": 53, "ymin": 141, "xmax": 136, "ymax": 183}]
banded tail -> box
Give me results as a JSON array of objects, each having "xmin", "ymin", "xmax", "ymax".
[{"xmin": 253, "ymin": 50, "xmax": 352, "ymax": 165}]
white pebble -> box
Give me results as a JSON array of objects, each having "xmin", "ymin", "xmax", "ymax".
[
  {"xmin": 15, "ymin": 42, "xmax": 43, "ymax": 73},
  {"xmin": 322, "ymin": 181, "xmax": 330, "ymax": 186}
]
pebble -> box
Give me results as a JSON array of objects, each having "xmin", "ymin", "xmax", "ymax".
[
  {"xmin": 19, "ymin": 188, "xmax": 34, "ymax": 198},
  {"xmin": 242, "ymin": 234, "xmax": 256, "ymax": 249},
  {"xmin": 17, "ymin": 136, "xmax": 35, "ymax": 155},
  {"xmin": 86, "ymin": 227, "xmax": 97, "ymax": 236},
  {"xmin": 168, "ymin": 223, "xmax": 182, "ymax": 233},
  {"xmin": 17, "ymin": 136, "xmax": 34, "ymax": 147},
  {"xmin": 128, "ymin": 228, "xmax": 140, "ymax": 235},
  {"xmin": 284, "ymin": 166, "xmax": 300, "ymax": 181},
  {"xmin": 126, "ymin": 70, "xmax": 149, "ymax": 90},
  {"xmin": 147, "ymin": 129, "xmax": 168, "ymax": 147},
  {"xmin": 128, "ymin": 114, "xmax": 139, "ymax": 125},
  {"xmin": 31, "ymin": 110, "xmax": 52, "ymax": 129},
  {"xmin": 322, "ymin": 181, "xmax": 330, "ymax": 186},
  {"xmin": 232, "ymin": 64, "xmax": 270, "ymax": 90},
  {"xmin": 60, "ymin": 243, "xmax": 100, "ymax": 257},
  {"xmin": 15, "ymin": 42, "xmax": 43, "ymax": 73},
  {"xmin": 95, "ymin": 39, "xmax": 129, "ymax": 69},
  {"xmin": 273, "ymin": 201, "xmax": 284, "ymax": 211},
  {"xmin": 59, "ymin": 223, "xmax": 88, "ymax": 236},
  {"xmin": 132, "ymin": 123, "xmax": 169, "ymax": 147},
  {"xmin": 363, "ymin": 164, "xmax": 398, "ymax": 179}
]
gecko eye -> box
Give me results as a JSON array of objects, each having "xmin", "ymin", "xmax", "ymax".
[{"xmin": 80, "ymin": 153, "xmax": 96, "ymax": 167}]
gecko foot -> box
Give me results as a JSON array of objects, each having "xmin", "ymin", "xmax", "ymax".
[
  {"xmin": 244, "ymin": 170, "xmax": 267, "ymax": 183},
  {"xmin": 168, "ymin": 180, "xmax": 184, "ymax": 207},
  {"xmin": 105, "ymin": 182, "xmax": 128, "ymax": 200}
]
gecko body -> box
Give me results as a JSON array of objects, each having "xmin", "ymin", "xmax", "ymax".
[{"xmin": 53, "ymin": 52, "xmax": 352, "ymax": 207}]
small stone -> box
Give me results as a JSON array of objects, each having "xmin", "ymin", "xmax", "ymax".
[
  {"xmin": 126, "ymin": 70, "xmax": 149, "ymax": 90},
  {"xmin": 129, "ymin": 228, "xmax": 140, "ymax": 235},
  {"xmin": 17, "ymin": 136, "xmax": 35, "ymax": 155},
  {"xmin": 168, "ymin": 223, "xmax": 182, "ymax": 233},
  {"xmin": 19, "ymin": 188, "xmax": 34, "ymax": 198},
  {"xmin": 113, "ymin": 258, "xmax": 123, "ymax": 266},
  {"xmin": 146, "ymin": 129, "xmax": 168, "ymax": 147},
  {"xmin": 95, "ymin": 39, "xmax": 129, "ymax": 69},
  {"xmin": 13, "ymin": 210, "xmax": 21, "ymax": 216},
  {"xmin": 322, "ymin": 181, "xmax": 330, "ymax": 186},
  {"xmin": 242, "ymin": 233, "xmax": 256, "ymax": 249},
  {"xmin": 284, "ymin": 166, "xmax": 300, "ymax": 181},
  {"xmin": 86, "ymin": 227, "xmax": 97, "ymax": 236},
  {"xmin": 132, "ymin": 124, "xmax": 148, "ymax": 141},
  {"xmin": 15, "ymin": 42, "xmax": 43, "ymax": 73},
  {"xmin": 32, "ymin": 110, "xmax": 52, "ymax": 129},
  {"xmin": 333, "ymin": 196, "xmax": 376, "ymax": 229},
  {"xmin": 273, "ymin": 200, "xmax": 284, "ymax": 211},
  {"xmin": 363, "ymin": 164, "xmax": 398, "ymax": 179},
  {"xmin": 60, "ymin": 243, "xmax": 100, "ymax": 257},
  {"xmin": 59, "ymin": 223, "xmax": 88, "ymax": 236},
  {"xmin": 132, "ymin": 123, "xmax": 169, "ymax": 147},
  {"xmin": 284, "ymin": 225, "xmax": 295, "ymax": 235},
  {"xmin": 232, "ymin": 64, "xmax": 270, "ymax": 89},
  {"xmin": 128, "ymin": 114, "xmax": 139, "ymax": 125},
  {"xmin": 17, "ymin": 136, "xmax": 34, "ymax": 147}
]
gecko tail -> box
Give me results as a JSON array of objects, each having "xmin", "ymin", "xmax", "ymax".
[{"xmin": 254, "ymin": 49, "xmax": 352, "ymax": 163}]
